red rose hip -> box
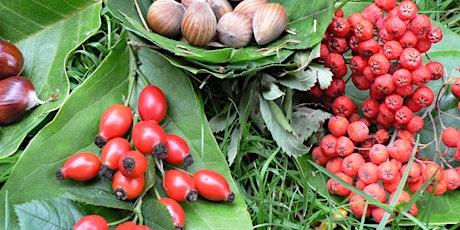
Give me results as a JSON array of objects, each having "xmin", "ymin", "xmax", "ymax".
[{"xmin": 193, "ymin": 169, "xmax": 235, "ymax": 203}]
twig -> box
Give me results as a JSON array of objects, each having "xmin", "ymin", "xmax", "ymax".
[{"xmin": 134, "ymin": 0, "xmax": 151, "ymax": 32}]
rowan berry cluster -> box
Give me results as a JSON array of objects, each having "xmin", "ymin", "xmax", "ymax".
[{"xmin": 309, "ymin": 0, "xmax": 460, "ymax": 223}]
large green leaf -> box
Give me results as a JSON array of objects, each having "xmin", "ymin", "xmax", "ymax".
[
  {"xmin": 105, "ymin": 0, "xmax": 334, "ymax": 77},
  {"xmin": 0, "ymin": 0, "xmax": 102, "ymax": 158}
]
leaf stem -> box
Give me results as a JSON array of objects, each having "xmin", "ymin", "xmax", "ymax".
[{"xmin": 107, "ymin": 214, "xmax": 134, "ymax": 227}]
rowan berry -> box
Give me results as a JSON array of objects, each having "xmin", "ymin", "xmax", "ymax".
[
  {"xmin": 328, "ymin": 16, "xmax": 351, "ymax": 38},
  {"xmin": 362, "ymin": 4, "xmax": 383, "ymax": 24},
  {"xmin": 408, "ymin": 175, "xmax": 425, "ymax": 194},
  {"xmin": 427, "ymin": 179, "xmax": 448, "ymax": 196},
  {"xmin": 451, "ymin": 78, "xmax": 460, "ymax": 98},
  {"xmin": 383, "ymin": 40, "xmax": 403, "ymax": 60},
  {"xmin": 410, "ymin": 14, "xmax": 431, "ymax": 35},
  {"xmin": 353, "ymin": 20, "xmax": 374, "ymax": 41},
  {"xmin": 441, "ymin": 127, "xmax": 460, "ymax": 148},
  {"xmin": 400, "ymin": 48, "xmax": 422, "ymax": 70},
  {"xmin": 378, "ymin": 160, "xmax": 399, "ymax": 183},
  {"xmin": 363, "ymin": 66, "xmax": 377, "ymax": 82},
  {"xmin": 384, "ymin": 94, "xmax": 403, "ymax": 111},
  {"xmin": 405, "ymin": 115, "xmax": 424, "ymax": 133},
  {"xmin": 348, "ymin": 35, "xmax": 361, "ymax": 53},
  {"xmin": 378, "ymin": 27, "xmax": 395, "ymax": 44},
  {"xmin": 349, "ymin": 194, "xmax": 372, "ymax": 219},
  {"xmin": 421, "ymin": 161, "xmax": 442, "ymax": 182},
  {"xmin": 410, "ymin": 65, "xmax": 431, "ymax": 86},
  {"xmin": 362, "ymin": 98, "xmax": 380, "ymax": 118},
  {"xmin": 401, "ymin": 162, "xmax": 422, "ymax": 183},
  {"xmin": 350, "ymin": 55, "xmax": 368, "ymax": 75},
  {"xmin": 394, "ymin": 106, "xmax": 413, "ymax": 125},
  {"xmin": 326, "ymin": 157, "xmax": 344, "ymax": 174},
  {"xmin": 351, "ymin": 74, "xmax": 373, "ymax": 90},
  {"xmin": 328, "ymin": 115, "xmax": 349, "ymax": 137},
  {"xmin": 375, "ymin": 0, "xmax": 396, "ymax": 11},
  {"xmin": 414, "ymin": 37, "xmax": 432, "ymax": 53},
  {"xmin": 398, "ymin": 30, "xmax": 418, "ymax": 48},
  {"xmin": 389, "ymin": 138, "xmax": 413, "ymax": 162},
  {"xmin": 372, "ymin": 207, "xmax": 392, "ymax": 224},
  {"xmin": 355, "ymin": 179, "xmax": 367, "ymax": 190},
  {"xmin": 384, "ymin": 16, "xmax": 407, "ymax": 38},
  {"xmin": 348, "ymin": 13, "xmax": 366, "ymax": 27},
  {"xmin": 331, "ymin": 95, "xmax": 356, "ymax": 117},
  {"xmin": 412, "ymin": 86, "xmax": 434, "ymax": 107},
  {"xmin": 375, "ymin": 129, "xmax": 390, "ymax": 144},
  {"xmin": 395, "ymin": 84, "xmax": 414, "ymax": 97},
  {"xmin": 373, "ymin": 74, "xmax": 395, "ymax": 95},
  {"xmin": 389, "ymin": 190, "xmax": 418, "ymax": 216},
  {"xmin": 363, "ymin": 183, "xmax": 387, "ymax": 206},
  {"xmin": 312, "ymin": 146, "xmax": 330, "ymax": 165},
  {"xmin": 397, "ymin": 0, "xmax": 418, "ymax": 20},
  {"xmin": 336, "ymin": 136, "xmax": 355, "ymax": 157},
  {"xmin": 326, "ymin": 172, "xmax": 353, "ymax": 197},
  {"xmin": 334, "ymin": 9, "xmax": 344, "ymax": 18},
  {"xmin": 392, "ymin": 68, "xmax": 412, "ymax": 87},
  {"xmin": 425, "ymin": 61, "xmax": 444, "ymax": 80},
  {"xmin": 320, "ymin": 134, "xmax": 338, "ymax": 158},
  {"xmin": 306, "ymin": 83, "xmax": 323, "ymax": 99},
  {"xmin": 379, "ymin": 103, "xmax": 396, "ymax": 122},
  {"xmin": 347, "ymin": 121, "xmax": 369, "ymax": 143},
  {"xmin": 382, "ymin": 171, "xmax": 402, "ymax": 193},
  {"xmin": 324, "ymin": 78, "xmax": 346, "ymax": 98},
  {"xmin": 368, "ymin": 53, "xmax": 391, "ymax": 75},
  {"xmin": 404, "ymin": 95, "xmax": 424, "ymax": 113},
  {"xmin": 319, "ymin": 43, "xmax": 329, "ymax": 61},
  {"xmin": 442, "ymin": 168, "xmax": 460, "ymax": 190},
  {"xmin": 327, "ymin": 36, "xmax": 348, "ymax": 54},
  {"xmin": 359, "ymin": 38, "xmax": 380, "ymax": 58},
  {"xmin": 342, "ymin": 153, "xmax": 366, "ymax": 177},
  {"xmin": 324, "ymin": 53, "xmax": 347, "ymax": 78},
  {"xmin": 426, "ymin": 25, "xmax": 443, "ymax": 43},
  {"xmin": 358, "ymin": 162, "xmax": 379, "ymax": 184}
]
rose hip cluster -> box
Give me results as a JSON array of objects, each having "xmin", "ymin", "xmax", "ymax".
[
  {"xmin": 57, "ymin": 85, "xmax": 234, "ymax": 229},
  {"xmin": 308, "ymin": 0, "xmax": 460, "ymax": 223}
]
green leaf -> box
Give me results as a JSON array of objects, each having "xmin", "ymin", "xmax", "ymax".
[
  {"xmin": 291, "ymin": 105, "xmax": 332, "ymax": 143},
  {"xmin": 14, "ymin": 197, "xmax": 85, "ymax": 230},
  {"xmin": 259, "ymin": 94, "xmax": 310, "ymax": 156},
  {"xmin": 309, "ymin": 65, "xmax": 333, "ymax": 90},
  {"xmin": 268, "ymin": 100, "xmax": 295, "ymax": 133},
  {"xmin": 0, "ymin": 0, "xmax": 102, "ymax": 158},
  {"xmin": 142, "ymin": 196, "xmax": 175, "ymax": 230},
  {"xmin": 0, "ymin": 31, "xmax": 131, "ymax": 229},
  {"xmin": 262, "ymin": 82, "xmax": 285, "ymax": 101}
]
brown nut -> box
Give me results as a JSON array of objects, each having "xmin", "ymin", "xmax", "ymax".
[
  {"xmin": 147, "ymin": 0, "xmax": 185, "ymax": 37},
  {"xmin": 217, "ymin": 12, "xmax": 252, "ymax": 48},
  {"xmin": 252, "ymin": 3, "xmax": 288, "ymax": 45},
  {"xmin": 181, "ymin": 2, "xmax": 217, "ymax": 46}
]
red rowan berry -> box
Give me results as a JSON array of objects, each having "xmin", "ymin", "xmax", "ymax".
[
  {"xmin": 410, "ymin": 14, "xmax": 431, "ymax": 35},
  {"xmin": 414, "ymin": 37, "xmax": 432, "ymax": 53},
  {"xmin": 335, "ymin": 9, "xmax": 344, "ymax": 18},
  {"xmin": 320, "ymin": 134, "xmax": 339, "ymax": 158},
  {"xmin": 358, "ymin": 162, "xmax": 379, "ymax": 184},
  {"xmin": 348, "ymin": 12, "xmax": 366, "ymax": 27},
  {"xmin": 384, "ymin": 93, "xmax": 403, "ymax": 111},
  {"xmin": 412, "ymin": 86, "xmax": 434, "ymax": 107},
  {"xmin": 363, "ymin": 66, "xmax": 377, "ymax": 82},
  {"xmin": 397, "ymin": 0, "xmax": 418, "ymax": 20},
  {"xmin": 336, "ymin": 136, "xmax": 355, "ymax": 157},
  {"xmin": 319, "ymin": 43, "xmax": 329, "ymax": 61},
  {"xmin": 328, "ymin": 115, "xmax": 349, "ymax": 137},
  {"xmin": 362, "ymin": 98, "xmax": 380, "ymax": 118},
  {"xmin": 383, "ymin": 40, "xmax": 403, "ymax": 60},
  {"xmin": 389, "ymin": 190, "xmax": 418, "ymax": 216},
  {"xmin": 358, "ymin": 138, "xmax": 374, "ymax": 157},
  {"xmin": 328, "ymin": 16, "xmax": 351, "ymax": 38},
  {"xmin": 327, "ymin": 36, "xmax": 349, "ymax": 54},
  {"xmin": 398, "ymin": 30, "xmax": 418, "ymax": 48},
  {"xmin": 394, "ymin": 106, "xmax": 413, "ymax": 125},
  {"xmin": 426, "ymin": 25, "xmax": 443, "ymax": 43},
  {"xmin": 342, "ymin": 153, "xmax": 366, "ymax": 177},
  {"xmin": 441, "ymin": 127, "xmax": 460, "ymax": 148},
  {"xmin": 327, "ymin": 172, "xmax": 353, "ymax": 197},
  {"xmin": 451, "ymin": 78, "xmax": 460, "ymax": 98},
  {"xmin": 362, "ymin": 4, "xmax": 383, "ymax": 24},
  {"xmin": 400, "ymin": 48, "xmax": 422, "ymax": 70},
  {"xmin": 372, "ymin": 207, "xmax": 392, "ymax": 224},
  {"xmin": 401, "ymin": 162, "xmax": 422, "ymax": 183},
  {"xmin": 389, "ymin": 138, "xmax": 413, "ymax": 162},
  {"xmin": 375, "ymin": 0, "xmax": 396, "ymax": 11},
  {"xmin": 442, "ymin": 168, "xmax": 460, "ymax": 190},
  {"xmin": 351, "ymin": 74, "xmax": 372, "ymax": 90},
  {"xmin": 359, "ymin": 38, "xmax": 380, "ymax": 58},
  {"xmin": 355, "ymin": 179, "xmax": 367, "ymax": 190},
  {"xmin": 363, "ymin": 183, "xmax": 387, "ymax": 206},
  {"xmin": 332, "ymin": 95, "xmax": 356, "ymax": 117},
  {"xmin": 406, "ymin": 115, "xmax": 424, "ymax": 133},
  {"xmin": 379, "ymin": 103, "xmax": 396, "ymax": 121},
  {"xmin": 378, "ymin": 160, "xmax": 399, "ymax": 183},
  {"xmin": 350, "ymin": 55, "xmax": 368, "ymax": 75},
  {"xmin": 325, "ymin": 53, "xmax": 347, "ymax": 78},
  {"xmin": 306, "ymin": 83, "xmax": 323, "ymax": 99},
  {"xmin": 353, "ymin": 20, "xmax": 374, "ymax": 41},
  {"xmin": 373, "ymin": 74, "xmax": 395, "ymax": 95},
  {"xmin": 408, "ymin": 175, "xmax": 425, "ymax": 194},
  {"xmin": 349, "ymin": 194, "xmax": 372, "ymax": 219},
  {"xmin": 425, "ymin": 61, "xmax": 444, "ymax": 80},
  {"xmin": 347, "ymin": 121, "xmax": 369, "ymax": 143},
  {"xmin": 324, "ymin": 78, "xmax": 346, "ymax": 98},
  {"xmin": 394, "ymin": 84, "xmax": 414, "ymax": 97},
  {"xmin": 348, "ymin": 35, "xmax": 361, "ymax": 53},
  {"xmin": 369, "ymin": 53, "xmax": 391, "ymax": 75},
  {"xmin": 427, "ymin": 179, "xmax": 448, "ymax": 196},
  {"xmin": 382, "ymin": 171, "xmax": 402, "ymax": 193},
  {"xmin": 392, "ymin": 68, "xmax": 412, "ymax": 87},
  {"xmin": 375, "ymin": 129, "xmax": 390, "ymax": 144},
  {"xmin": 312, "ymin": 146, "xmax": 330, "ymax": 165},
  {"xmin": 410, "ymin": 65, "xmax": 431, "ymax": 86},
  {"xmin": 422, "ymin": 162, "xmax": 442, "ymax": 182},
  {"xmin": 378, "ymin": 27, "xmax": 395, "ymax": 44},
  {"xmin": 326, "ymin": 157, "xmax": 344, "ymax": 174},
  {"xmin": 404, "ymin": 95, "xmax": 424, "ymax": 112},
  {"xmin": 385, "ymin": 16, "xmax": 407, "ymax": 38}
]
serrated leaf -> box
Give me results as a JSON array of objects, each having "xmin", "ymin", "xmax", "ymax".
[
  {"xmin": 259, "ymin": 94, "xmax": 309, "ymax": 156},
  {"xmin": 142, "ymin": 196, "xmax": 175, "ymax": 230},
  {"xmin": 278, "ymin": 68, "xmax": 320, "ymax": 91},
  {"xmin": 262, "ymin": 82, "xmax": 285, "ymax": 101},
  {"xmin": 14, "ymin": 197, "xmax": 86, "ymax": 230},
  {"xmin": 309, "ymin": 65, "xmax": 333, "ymax": 90},
  {"xmin": 0, "ymin": 0, "xmax": 102, "ymax": 158},
  {"xmin": 291, "ymin": 105, "xmax": 332, "ymax": 143},
  {"xmin": 268, "ymin": 100, "xmax": 295, "ymax": 133}
]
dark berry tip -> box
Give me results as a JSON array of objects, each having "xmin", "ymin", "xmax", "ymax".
[
  {"xmin": 114, "ymin": 188, "xmax": 128, "ymax": 200},
  {"xmin": 94, "ymin": 135, "xmax": 107, "ymax": 148},
  {"xmin": 186, "ymin": 189, "xmax": 198, "ymax": 202},
  {"xmin": 55, "ymin": 168, "xmax": 64, "ymax": 181},
  {"xmin": 175, "ymin": 226, "xmax": 184, "ymax": 230},
  {"xmin": 153, "ymin": 143, "xmax": 168, "ymax": 160},
  {"xmin": 226, "ymin": 192, "xmax": 235, "ymax": 204},
  {"xmin": 122, "ymin": 157, "xmax": 135, "ymax": 173},
  {"xmin": 99, "ymin": 164, "xmax": 115, "ymax": 180},
  {"xmin": 182, "ymin": 154, "xmax": 194, "ymax": 170}
]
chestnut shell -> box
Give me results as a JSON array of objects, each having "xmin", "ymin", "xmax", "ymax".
[
  {"xmin": 0, "ymin": 76, "xmax": 38, "ymax": 125},
  {"xmin": 0, "ymin": 41, "xmax": 24, "ymax": 80}
]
